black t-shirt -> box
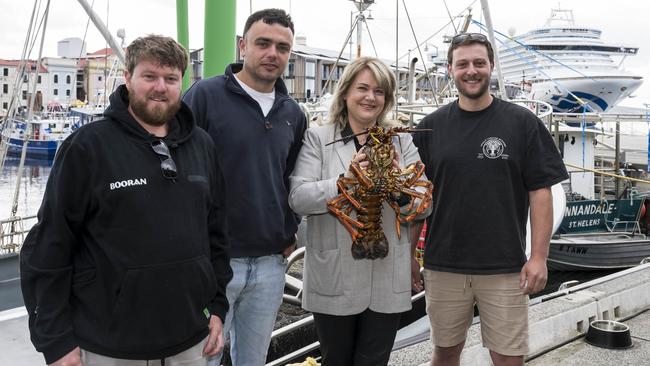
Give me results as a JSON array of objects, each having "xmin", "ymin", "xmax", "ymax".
[{"xmin": 413, "ymin": 98, "xmax": 569, "ymax": 274}]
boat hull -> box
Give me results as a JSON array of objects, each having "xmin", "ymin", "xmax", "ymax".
[
  {"xmin": 529, "ymin": 76, "xmax": 643, "ymax": 113},
  {"xmin": 5, "ymin": 137, "xmax": 59, "ymax": 160},
  {"xmin": 548, "ymin": 234, "xmax": 650, "ymax": 271}
]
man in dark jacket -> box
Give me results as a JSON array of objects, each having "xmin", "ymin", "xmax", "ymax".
[
  {"xmin": 20, "ymin": 35, "xmax": 232, "ymax": 366},
  {"xmin": 183, "ymin": 8, "xmax": 307, "ymax": 366}
]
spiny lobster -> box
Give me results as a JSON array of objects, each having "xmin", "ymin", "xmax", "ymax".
[{"xmin": 326, "ymin": 126, "xmax": 433, "ymax": 260}]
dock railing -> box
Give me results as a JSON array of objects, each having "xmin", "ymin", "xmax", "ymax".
[{"xmin": 0, "ymin": 215, "xmax": 36, "ymax": 257}]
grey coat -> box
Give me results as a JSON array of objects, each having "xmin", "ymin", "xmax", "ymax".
[{"xmin": 289, "ymin": 122, "xmax": 431, "ymax": 315}]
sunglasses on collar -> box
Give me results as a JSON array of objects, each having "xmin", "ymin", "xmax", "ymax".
[{"xmin": 150, "ymin": 140, "xmax": 177, "ymax": 181}]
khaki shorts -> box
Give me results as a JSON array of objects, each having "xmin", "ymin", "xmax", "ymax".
[
  {"xmin": 80, "ymin": 336, "xmax": 208, "ymax": 365},
  {"xmin": 423, "ymin": 270, "xmax": 529, "ymax": 356}
]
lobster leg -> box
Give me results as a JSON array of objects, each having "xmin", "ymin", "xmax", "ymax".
[
  {"xmin": 336, "ymin": 177, "xmax": 363, "ymax": 209},
  {"xmin": 387, "ymin": 199, "xmax": 403, "ymax": 239},
  {"xmin": 328, "ymin": 196, "xmax": 364, "ymax": 240},
  {"xmin": 402, "ymin": 161, "xmax": 427, "ymax": 186},
  {"xmin": 350, "ymin": 160, "xmax": 374, "ymax": 189}
]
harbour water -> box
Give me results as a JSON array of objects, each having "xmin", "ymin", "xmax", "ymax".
[{"xmin": 0, "ymin": 157, "xmax": 51, "ymax": 219}]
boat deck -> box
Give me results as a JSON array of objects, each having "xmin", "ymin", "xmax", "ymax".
[{"xmin": 528, "ymin": 310, "xmax": 650, "ymax": 365}]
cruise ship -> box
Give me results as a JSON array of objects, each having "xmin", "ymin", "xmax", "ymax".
[{"xmin": 497, "ymin": 9, "xmax": 643, "ymax": 113}]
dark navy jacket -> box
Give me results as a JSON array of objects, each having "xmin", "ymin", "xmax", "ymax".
[{"xmin": 183, "ymin": 63, "xmax": 307, "ymax": 258}]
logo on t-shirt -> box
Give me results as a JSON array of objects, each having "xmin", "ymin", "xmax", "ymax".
[{"xmin": 478, "ymin": 137, "xmax": 508, "ymax": 160}]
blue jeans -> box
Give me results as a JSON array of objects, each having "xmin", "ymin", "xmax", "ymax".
[{"xmin": 209, "ymin": 254, "xmax": 287, "ymax": 366}]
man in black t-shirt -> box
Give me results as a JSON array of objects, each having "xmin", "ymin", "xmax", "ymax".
[{"xmin": 412, "ymin": 34, "xmax": 568, "ymax": 366}]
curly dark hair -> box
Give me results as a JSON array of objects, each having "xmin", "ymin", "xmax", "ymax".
[{"xmin": 243, "ymin": 8, "xmax": 294, "ymax": 37}]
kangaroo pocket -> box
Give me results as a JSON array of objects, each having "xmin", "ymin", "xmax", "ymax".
[{"xmin": 109, "ymin": 256, "xmax": 216, "ymax": 352}]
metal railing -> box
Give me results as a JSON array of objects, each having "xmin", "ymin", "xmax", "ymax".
[{"xmin": 0, "ymin": 215, "xmax": 37, "ymax": 257}]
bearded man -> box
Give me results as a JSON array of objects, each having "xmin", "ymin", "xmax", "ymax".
[
  {"xmin": 20, "ymin": 35, "xmax": 232, "ymax": 366},
  {"xmin": 412, "ymin": 33, "xmax": 568, "ymax": 366}
]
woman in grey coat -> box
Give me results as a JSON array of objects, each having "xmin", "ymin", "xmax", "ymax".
[{"xmin": 289, "ymin": 57, "xmax": 431, "ymax": 366}]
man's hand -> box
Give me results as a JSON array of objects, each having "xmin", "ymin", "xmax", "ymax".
[
  {"xmin": 50, "ymin": 347, "xmax": 82, "ymax": 366},
  {"xmin": 283, "ymin": 234, "xmax": 298, "ymax": 258},
  {"xmin": 519, "ymin": 256, "xmax": 548, "ymax": 295},
  {"xmin": 411, "ymin": 257, "xmax": 424, "ymax": 293},
  {"xmin": 202, "ymin": 315, "xmax": 224, "ymax": 356}
]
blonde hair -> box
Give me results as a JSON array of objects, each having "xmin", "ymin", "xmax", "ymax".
[{"xmin": 328, "ymin": 57, "xmax": 396, "ymax": 128}]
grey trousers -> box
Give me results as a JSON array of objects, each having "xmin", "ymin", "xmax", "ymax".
[{"xmin": 80, "ymin": 337, "xmax": 208, "ymax": 366}]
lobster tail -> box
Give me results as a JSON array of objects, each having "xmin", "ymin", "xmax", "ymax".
[{"xmin": 352, "ymin": 232, "xmax": 389, "ymax": 259}]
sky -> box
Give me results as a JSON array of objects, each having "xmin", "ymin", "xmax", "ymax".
[{"xmin": 1, "ymin": 0, "xmax": 649, "ymax": 109}]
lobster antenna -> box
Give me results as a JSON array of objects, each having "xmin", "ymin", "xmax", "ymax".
[
  {"xmin": 325, "ymin": 130, "xmax": 370, "ymax": 146},
  {"xmin": 325, "ymin": 128, "xmax": 433, "ymax": 146}
]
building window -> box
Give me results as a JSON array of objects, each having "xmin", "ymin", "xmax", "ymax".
[
  {"xmin": 54, "ymin": 89, "xmax": 58, "ymax": 96},
  {"xmin": 2, "ymin": 102, "xmax": 7, "ymax": 110},
  {"xmin": 37, "ymin": 75, "xmax": 41, "ymax": 84},
  {"xmin": 2, "ymin": 84, "xmax": 7, "ymax": 94},
  {"xmin": 322, "ymin": 64, "xmax": 331, "ymax": 79},
  {"xmin": 66, "ymin": 75, "xmax": 71, "ymax": 84},
  {"xmin": 305, "ymin": 79, "xmax": 315, "ymax": 99},
  {"xmin": 23, "ymin": 74, "xmax": 28, "ymax": 83},
  {"xmin": 98, "ymin": 76, "xmax": 102, "ymax": 82},
  {"xmin": 22, "ymin": 90, "xmax": 27, "ymax": 100},
  {"xmin": 66, "ymin": 89, "xmax": 70, "ymax": 96},
  {"xmin": 54, "ymin": 74, "xmax": 59, "ymax": 83},
  {"xmin": 284, "ymin": 60, "xmax": 295, "ymax": 78},
  {"xmin": 305, "ymin": 61, "xmax": 316, "ymax": 78},
  {"xmin": 305, "ymin": 61, "xmax": 316, "ymax": 99},
  {"xmin": 3, "ymin": 68, "xmax": 8, "ymax": 76}
]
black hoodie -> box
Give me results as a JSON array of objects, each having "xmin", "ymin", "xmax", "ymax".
[{"xmin": 20, "ymin": 85, "xmax": 232, "ymax": 363}]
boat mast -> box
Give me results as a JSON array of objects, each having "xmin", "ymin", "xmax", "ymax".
[
  {"xmin": 10, "ymin": 0, "xmax": 51, "ymax": 219},
  {"xmin": 76, "ymin": 0, "xmax": 125, "ymax": 64},
  {"xmin": 0, "ymin": 1, "xmax": 39, "ymax": 173},
  {"xmin": 479, "ymin": 0, "xmax": 507, "ymax": 100},
  {"xmin": 351, "ymin": 0, "xmax": 374, "ymax": 58}
]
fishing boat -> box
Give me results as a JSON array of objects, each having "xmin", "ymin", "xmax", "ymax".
[
  {"xmin": 548, "ymin": 198, "xmax": 650, "ymax": 271},
  {"xmin": 1, "ymin": 107, "xmax": 103, "ymax": 160},
  {"xmin": 497, "ymin": 8, "xmax": 643, "ymax": 113}
]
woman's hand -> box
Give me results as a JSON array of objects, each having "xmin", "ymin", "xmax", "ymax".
[
  {"xmin": 392, "ymin": 146, "xmax": 401, "ymax": 171},
  {"xmin": 345, "ymin": 152, "xmax": 368, "ymax": 178},
  {"xmin": 411, "ymin": 257, "xmax": 424, "ymax": 293}
]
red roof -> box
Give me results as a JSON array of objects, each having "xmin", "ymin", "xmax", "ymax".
[
  {"xmin": 88, "ymin": 48, "xmax": 114, "ymax": 56},
  {"xmin": 0, "ymin": 59, "xmax": 48, "ymax": 73}
]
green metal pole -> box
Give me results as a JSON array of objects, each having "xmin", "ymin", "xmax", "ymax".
[
  {"xmin": 176, "ymin": 0, "xmax": 190, "ymax": 91},
  {"xmin": 204, "ymin": 0, "xmax": 236, "ymax": 77}
]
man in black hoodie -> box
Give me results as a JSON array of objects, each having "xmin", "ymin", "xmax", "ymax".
[{"xmin": 20, "ymin": 35, "xmax": 231, "ymax": 366}]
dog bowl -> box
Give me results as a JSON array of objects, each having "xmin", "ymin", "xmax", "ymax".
[{"xmin": 585, "ymin": 320, "xmax": 633, "ymax": 349}]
